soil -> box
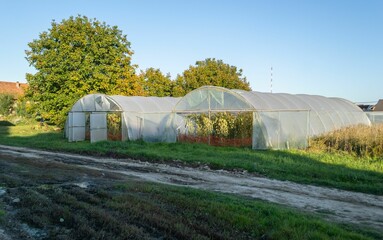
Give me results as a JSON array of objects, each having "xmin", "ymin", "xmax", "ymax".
[{"xmin": 0, "ymin": 144, "xmax": 383, "ymax": 238}]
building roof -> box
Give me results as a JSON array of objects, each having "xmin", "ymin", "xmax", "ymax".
[
  {"xmin": 374, "ymin": 99, "xmax": 383, "ymax": 111},
  {"xmin": 0, "ymin": 81, "xmax": 28, "ymax": 98}
]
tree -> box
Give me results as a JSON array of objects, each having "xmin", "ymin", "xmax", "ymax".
[
  {"xmin": 172, "ymin": 58, "xmax": 251, "ymax": 96},
  {"xmin": 25, "ymin": 15, "xmax": 143, "ymax": 126},
  {"xmin": 140, "ymin": 68, "xmax": 173, "ymax": 97}
]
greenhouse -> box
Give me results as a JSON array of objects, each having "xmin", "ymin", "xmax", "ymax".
[
  {"xmin": 172, "ymin": 86, "xmax": 371, "ymax": 149},
  {"xmin": 65, "ymin": 86, "xmax": 371, "ymax": 150},
  {"xmin": 65, "ymin": 94, "xmax": 180, "ymax": 143},
  {"xmin": 366, "ymin": 112, "xmax": 383, "ymax": 124}
]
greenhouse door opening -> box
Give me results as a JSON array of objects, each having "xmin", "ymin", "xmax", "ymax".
[
  {"xmin": 107, "ymin": 113, "xmax": 122, "ymax": 141},
  {"xmin": 177, "ymin": 112, "xmax": 253, "ymax": 147},
  {"xmin": 68, "ymin": 112, "xmax": 122, "ymax": 143},
  {"xmin": 85, "ymin": 113, "xmax": 90, "ymax": 140}
]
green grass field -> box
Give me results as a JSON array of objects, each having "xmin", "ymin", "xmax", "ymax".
[
  {"xmin": 0, "ymin": 120, "xmax": 382, "ymax": 195},
  {"xmin": 1, "ymin": 119, "xmax": 383, "ymax": 239}
]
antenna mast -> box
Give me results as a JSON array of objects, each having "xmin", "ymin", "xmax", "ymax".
[{"xmin": 270, "ymin": 66, "xmax": 273, "ymax": 93}]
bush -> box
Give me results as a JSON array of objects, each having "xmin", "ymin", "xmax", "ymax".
[
  {"xmin": 14, "ymin": 97, "xmax": 31, "ymax": 117},
  {"xmin": 0, "ymin": 94, "xmax": 15, "ymax": 116}
]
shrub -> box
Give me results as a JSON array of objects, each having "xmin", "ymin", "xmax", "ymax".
[
  {"xmin": 0, "ymin": 94, "xmax": 15, "ymax": 116},
  {"xmin": 14, "ymin": 96, "xmax": 33, "ymax": 117}
]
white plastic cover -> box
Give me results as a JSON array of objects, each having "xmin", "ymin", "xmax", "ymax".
[
  {"xmin": 366, "ymin": 112, "xmax": 383, "ymax": 124},
  {"xmin": 174, "ymin": 86, "xmax": 370, "ymax": 149},
  {"xmin": 65, "ymin": 87, "xmax": 371, "ymax": 149},
  {"xmin": 90, "ymin": 112, "xmax": 107, "ymax": 143},
  {"xmin": 65, "ymin": 94, "xmax": 180, "ymax": 142},
  {"xmin": 67, "ymin": 112, "xmax": 86, "ymax": 142}
]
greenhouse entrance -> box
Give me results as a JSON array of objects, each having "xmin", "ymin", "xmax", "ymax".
[
  {"xmin": 177, "ymin": 111, "xmax": 253, "ymax": 147},
  {"xmin": 172, "ymin": 86, "xmax": 318, "ymax": 149},
  {"xmin": 172, "ymin": 86, "xmax": 370, "ymax": 150},
  {"xmin": 107, "ymin": 113, "xmax": 122, "ymax": 141},
  {"xmin": 68, "ymin": 111, "xmax": 122, "ymax": 143},
  {"xmin": 65, "ymin": 94, "xmax": 180, "ymax": 143}
]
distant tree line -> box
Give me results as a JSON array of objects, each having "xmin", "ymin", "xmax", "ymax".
[{"xmin": 25, "ymin": 15, "xmax": 251, "ymax": 126}]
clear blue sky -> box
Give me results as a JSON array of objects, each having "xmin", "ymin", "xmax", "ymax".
[{"xmin": 1, "ymin": 0, "xmax": 382, "ymax": 103}]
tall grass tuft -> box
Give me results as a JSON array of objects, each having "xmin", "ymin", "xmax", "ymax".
[{"xmin": 310, "ymin": 124, "xmax": 383, "ymax": 159}]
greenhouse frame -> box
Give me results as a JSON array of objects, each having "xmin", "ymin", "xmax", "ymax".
[
  {"xmin": 65, "ymin": 94, "xmax": 180, "ymax": 143},
  {"xmin": 65, "ymin": 86, "xmax": 371, "ymax": 149},
  {"xmin": 172, "ymin": 86, "xmax": 371, "ymax": 149}
]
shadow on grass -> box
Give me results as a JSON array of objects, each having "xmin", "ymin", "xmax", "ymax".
[
  {"xmin": 0, "ymin": 121, "xmax": 14, "ymax": 137},
  {"xmin": 0, "ymin": 121, "xmax": 15, "ymax": 126},
  {"xmin": 0, "ymin": 122, "xmax": 12, "ymax": 144},
  {"xmin": 0, "ymin": 126, "xmax": 382, "ymax": 195}
]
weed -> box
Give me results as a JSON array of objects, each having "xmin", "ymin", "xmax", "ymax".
[{"xmin": 310, "ymin": 124, "xmax": 383, "ymax": 159}]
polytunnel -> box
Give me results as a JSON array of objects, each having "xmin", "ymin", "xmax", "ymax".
[
  {"xmin": 65, "ymin": 94, "xmax": 180, "ymax": 143},
  {"xmin": 172, "ymin": 86, "xmax": 371, "ymax": 149}
]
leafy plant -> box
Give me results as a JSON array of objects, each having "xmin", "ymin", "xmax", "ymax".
[
  {"xmin": 107, "ymin": 113, "xmax": 121, "ymax": 140},
  {"xmin": 212, "ymin": 112, "xmax": 234, "ymax": 137},
  {"xmin": 186, "ymin": 114, "xmax": 213, "ymax": 137},
  {"xmin": 0, "ymin": 94, "xmax": 15, "ymax": 116},
  {"xmin": 14, "ymin": 96, "xmax": 33, "ymax": 117},
  {"xmin": 185, "ymin": 112, "xmax": 252, "ymax": 140}
]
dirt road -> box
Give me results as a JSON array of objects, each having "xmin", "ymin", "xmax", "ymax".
[{"xmin": 1, "ymin": 144, "xmax": 383, "ymax": 231}]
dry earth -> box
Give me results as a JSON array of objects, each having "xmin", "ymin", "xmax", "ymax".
[{"xmin": 1, "ymin": 144, "xmax": 383, "ymax": 235}]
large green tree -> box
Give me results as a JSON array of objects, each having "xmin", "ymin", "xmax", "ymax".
[
  {"xmin": 140, "ymin": 68, "xmax": 173, "ymax": 97},
  {"xmin": 172, "ymin": 58, "xmax": 251, "ymax": 97},
  {"xmin": 25, "ymin": 15, "xmax": 143, "ymax": 126}
]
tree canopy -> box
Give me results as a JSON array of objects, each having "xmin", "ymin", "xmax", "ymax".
[
  {"xmin": 172, "ymin": 58, "xmax": 251, "ymax": 97},
  {"xmin": 25, "ymin": 15, "xmax": 143, "ymax": 125},
  {"xmin": 140, "ymin": 68, "xmax": 173, "ymax": 97},
  {"xmin": 24, "ymin": 16, "xmax": 253, "ymax": 126}
]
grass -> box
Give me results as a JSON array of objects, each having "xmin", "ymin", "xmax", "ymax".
[
  {"xmin": 0, "ymin": 121, "xmax": 382, "ymax": 195},
  {"xmin": 310, "ymin": 124, "xmax": 383, "ymax": 159},
  {"xmin": 0, "ymin": 120, "xmax": 383, "ymax": 195},
  {"xmin": 0, "ymin": 155, "xmax": 380, "ymax": 240},
  {"xmin": 1, "ymin": 119, "xmax": 382, "ymax": 239},
  {"xmin": 0, "ymin": 209, "xmax": 4, "ymax": 221}
]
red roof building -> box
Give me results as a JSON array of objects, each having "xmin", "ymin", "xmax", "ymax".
[{"xmin": 0, "ymin": 81, "xmax": 28, "ymax": 98}]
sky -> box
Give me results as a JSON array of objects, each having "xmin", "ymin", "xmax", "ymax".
[{"xmin": 1, "ymin": 0, "xmax": 382, "ymax": 103}]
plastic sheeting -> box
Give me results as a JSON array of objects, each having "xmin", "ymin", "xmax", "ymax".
[
  {"xmin": 174, "ymin": 86, "xmax": 370, "ymax": 149},
  {"xmin": 65, "ymin": 86, "xmax": 371, "ymax": 149},
  {"xmin": 65, "ymin": 94, "xmax": 180, "ymax": 142},
  {"xmin": 366, "ymin": 112, "xmax": 383, "ymax": 124}
]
